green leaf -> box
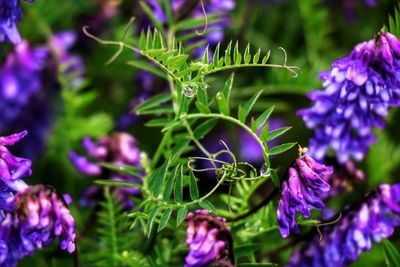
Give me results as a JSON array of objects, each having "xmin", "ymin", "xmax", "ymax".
[
  {"xmin": 267, "ymin": 127, "xmax": 291, "ymax": 142},
  {"xmin": 253, "ymin": 48, "xmax": 261, "ymax": 64},
  {"xmin": 216, "ymin": 92, "xmax": 230, "ymax": 116},
  {"xmin": 224, "ymin": 40, "xmax": 232, "ymax": 66},
  {"xmin": 244, "ymin": 43, "xmax": 251, "ymax": 64},
  {"xmin": 255, "ymin": 106, "xmax": 274, "ymax": 129},
  {"xmin": 261, "ymin": 50, "xmax": 271, "ymax": 64},
  {"xmin": 126, "ymin": 61, "xmax": 166, "ymax": 79},
  {"xmin": 260, "ymin": 123, "xmax": 270, "ymax": 145},
  {"xmin": 213, "ymin": 43, "xmax": 220, "ymax": 66},
  {"xmin": 222, "ymin": 73, "xmax": 235, "ymax": 100},
  {"xmin": 194, "ymin": 119, "xmax": 218, "ymax": 139},
  {"xmin": 146, "ymin": 206, "xmax": 160, "ymax": 237},
  {"xmin": 189, "ymin": 171, "xmax": 199, "ymax": 200},
  {"xmin": 238, "ymin": 90, "xmax": 263, "ymax": 123},
  {"xmin": 195, "ymin": 101, "xmax": 211, "ymax": 114},
  {"xmin": 94, "ymin": 180, "xmax": 142, "ymax": 189},
  {"xmin": 176, "ymin": 207, "xmax": 188, "ymax": 226},
  {"xmin": 202, "ymin": 45, "xmax": 209, "ymax": 64},
  {"xmin": 199, "ymin": 199, "xmax": 216, "ymax": 212},
  {"xmin": 174, "ymin": 164, "xmax": 183, "ymax": 203},
  {"xmin": 234, "ymin": 41, "xmax": 242, "ymax": 64},
  {"xmin": 163, "ymin": 165, "xmax": 179, "ymax": 201},
  {"xmin": 251, "ymin": 117, "xmax": 257, "ymax": 133},
  {"xmin": 145, "ymin": 118, "xmax": 172, "ymax": 128},
  {"xmin": 270, "ymin": 169, "xmax": 280, "ymax": 187},
  {"xmin": 148, "ymin": 158, "xmax": 170, "ymax": 197},
  {"xmin": 268, "ymin": 143, "xmax": 297, "ymax": 156},
  {"xmin": 383, "ymin": 239, "xmax": 400, "ymax": 267},
  {"xmin": 157, "ymin": 208, "xmax": 172, "ymax": 233},
  {"xmin": 134, "ymin": 93, "xmax": 172, "ymax": 113},
  {"xmin": 100, "ymin": 163, "xmax": 143, "ymax": 177}
]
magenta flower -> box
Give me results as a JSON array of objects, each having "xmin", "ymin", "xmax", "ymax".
[
  {"xmin": 0, "ymin": 131, "xmax": 30, "ymax": 217},
  {"xmin": 277, "ymin": 154, "xmax": 333, "ymax": 238},
  {"xmin": 0, "ymin": 185, "xmax": 76, "ymax": 267},
  {"xmin": 185, "ymin": 210, "xmax": 234, "ymax": 267},
  {"xmin": 287, "ymin": 183, "xmax": 400, "ymax": 267},
  {"xmin": 69, "ymin": 132, "xmax": 142, "ymax": 209}
]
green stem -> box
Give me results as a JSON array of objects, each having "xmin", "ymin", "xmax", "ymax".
[{"xmin": 180, "ymin": 113, "xmax": 268, "ymax": 159}]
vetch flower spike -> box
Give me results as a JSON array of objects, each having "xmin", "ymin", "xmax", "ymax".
[
  {"xmin": 298, "ymin": 31, "xmax": 400, "ymax": 163},
  {"xmin": 287, "ymin": 183, "xmax": 400, "ymax": 267},
  {"xmin": 0, "ymin": 184, "xmax": 76, "ymax": 267},
  {"xmin": 185, "ymin": 210, "xmax": 234, "ymax": 267},
  {"xmin": 276, "ymin": 152, "xmax": 333, "ymax": 238}
]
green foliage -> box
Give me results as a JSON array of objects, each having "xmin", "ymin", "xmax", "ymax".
[
  {"xmin": 87, "ymin": 188, "xmax": 145, "ymax": 267},
  {"xmin": 382, "ymin": 239, "xmax": 400, "ymax": 267}
]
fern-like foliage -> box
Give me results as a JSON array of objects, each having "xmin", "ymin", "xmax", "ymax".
[{"xmin": 87, "ymin": 188, "xmax": 147, "ymax": 267}]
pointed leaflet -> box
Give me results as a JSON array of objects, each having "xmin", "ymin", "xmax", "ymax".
[
  {"xmin": 268, "ymin": 143, "xmax": 297, "ymax": 156},
  {"xmin": 270, "ymin": 169, "xmax": 280, "ymax": 187},
  {"xmin": 238, "ymin": 90, "xmax": 263, "ymax": 123},
  {"xmin": 194, "ymin": 119, "xmax": 218, "ymax": 139},
  {"xmin": 261, "ymin": 50, "xmax": 271, "ymax": 64},
  {"xmin": 134, "ymin": 93, "xmax": 172, "ymax": 114},
  {"xmin": 174, "ymin": 164, "xmax": 184, "ymax": 203},
  {"xmin": 253, "ymin": 48, "xmax": 261, "ymax": 64},
  {"xmin": 267, "ymin": 127, "xmax": 291, "ymax": 142},
  {"xmin": 101, "ymin": 163, "xmax": 143, "ymax": 177},
  {"xmin": 148, "ymin": 157, "xmax": 170, "ymax": 197},
  {"xmin": 244, "ymin": 43, "xmax": 251, "ymax": 64},
  {"xmin": 163, "ymin": 165, "xmax": 180, "ymax": 201},
  {"xmin": 216, "ymin": 92, "xmax": 230, "ymax": 116},
  {"xmin": 224, "ymin": 41, "xmax": 232, "ymax": 66},
  {"xmin": 189, "ymin": 171, "xmax": 199, "ymax": 200},
  {"xmin": 157, "ymin": 208, "xmax": 173, "ymax": 232},
  {"xmin": 146, "ymin": 206, "xmax": 160, "ymax": 237},
  {"xmin": 199, "ymin": 199, "xmax": 216, "ymax": 212},
  {"xmin": 223, "ymin": 73, "xmax": 234, "ymax": 101},
  {"xmin": 177, "ymin": 207, "xmax": 188, "ymax": 226},
  {"xmin": 234, "ymin": 41, "xmax": 242, "ymax": 64},
  {"xmin": 255, "ymin": 106, "xmax": 274, "ymax": 130},
  {"xmin": 213, "ymin": 43, "xmax": 221, "ymax": 67}
]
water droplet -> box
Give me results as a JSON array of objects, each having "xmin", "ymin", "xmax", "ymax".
[
  {"xmin": 182, "ymin": 83, "xmax": 198, "ymax": 98},
  {"xmin": 260, "ymin": 163, "xmax": 269, "ymax": 176}
]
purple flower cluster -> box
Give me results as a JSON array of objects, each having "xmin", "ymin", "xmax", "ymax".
[
  {"xmin": 298, "ymin": 32, "xmax": 400, "ymax": 163},
  {"xmin": 0, "ymin": 131, "xmax": 30, "ymax": 217},
  {"xmin": 0, "ymin": 31, "xmax": 85, "ymax": 158},
  {"xmin": 0, "ymin": 185, "xmax": 76, "ymax": 267},
  {"xmin": 69, "ymin": 132, "xmax": 142, "ymax": 209},
  {"xmin": 185, "ymin": 210, "xmax": 234, "ymax": 267},
  {"xmin": 0, "ymin": 132, "xmax": 76, "ymax": 266},
  {"xmin": 0, "ymin": 0, "xmax": 32, "ymax": 44},
  {"xmin": 287, "ymin": 183, "xmax": 400, "ymax": 267},
  {"xmin": 277, "ymin": 154, "xmax": 333, "ymax": 238}
]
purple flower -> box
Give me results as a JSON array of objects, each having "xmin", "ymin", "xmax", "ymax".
[
  {"xmin": 0, "ymin": 131, "xmax": 30, "ymax": 216},
  {"xmin": 287, "ymin": 183, "xmax": 400, "ymax": 267},
  {"xmin": 0, "ymin": 40, "xmax": 51, "ymax": 158},
  {"xmin": 185, "ymin": 210, "xmax": 234, "ymax": 267},
  {"xmin": 276, "ymin": 154, "xmax": 333, "ymax": 238},
  {"xmin": 0, "ymin": 184, "xmax": 76, "ymax": 267},
  {"xmin": 0, "ymin": 0, "xmax": 33, "ymax": 44},
  {"xmin": 69, "ymin": 132, "xmax": 142, "ymax": 209},
  {"xmin": 298, "ymin": 32, "xmax": 400, "ymax": 163}
]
